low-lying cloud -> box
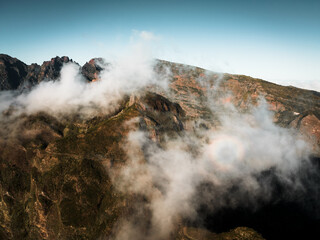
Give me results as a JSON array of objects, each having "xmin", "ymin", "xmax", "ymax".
[
  {"xmin": 0, "ymin": 31, "xmax": 316, "ymax": 240},
  {"xmin": 0, "ymin": 46, "xmax": 168, "ymax": 119},
  {"xmin": 112, "ymin": 91, "xmax": 312, "ymax": 240}
]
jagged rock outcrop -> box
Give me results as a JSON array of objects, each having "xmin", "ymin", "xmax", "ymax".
[
  {"xmin": 24, "ymin": 63, "xmax": 42, "ymax": 88},
  {"xmin": 0, "ymin": 54, "xmax": 28, "ymax": 90},
  {"xmin": 81, "ymin": 58, "xmax": 105, "ymax": 82},
  {"xmin": 0, "ymin": 55, "xmax": 74, "ymax": 90},
  {"xmin": 37, "ymin": 56, "xmax": 72, "ymax": 82}
]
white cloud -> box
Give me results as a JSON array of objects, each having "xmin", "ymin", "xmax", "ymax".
[
  {"xmin": 139, "ymin": 30, "xmax": 158, "ymax": 41},
  {"xmin": 0, "ymin": 40, "xmax": 169, "ymax": 118},
  {"xmin": 112, "ymin": 91, "xmax": 312, "ymax": 240}
]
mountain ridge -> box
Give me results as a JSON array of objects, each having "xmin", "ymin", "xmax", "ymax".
[
  {"xmin": 0, "ymin": 54, "xmax": 319, "ymax": 239},
  {"xmin": 1, "ymin": 54, "xmax": 319, "ymax": 93}
]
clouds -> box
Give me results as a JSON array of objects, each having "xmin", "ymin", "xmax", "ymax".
[
  {"xmin": 112, "ymin": 93, "xmax": 312, "ymax": 240},
  {"xmin": 0, "ymin": 30, "xmax": 317, "ymax": 239},
  {"xmin": 138, "ymin": 31, "xmax": 158, "ymax": 41},
  {"xmin": 293, "ymin": 80, "xmax": 320, "ymax": 92},
  {"xmin": 0, "ymin": 38, "xmax": 169, "ymax": 119}
]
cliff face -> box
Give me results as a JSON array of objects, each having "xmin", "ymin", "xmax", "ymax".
[
  {"xmin": 0, "ymin": 54, "xmax": 28, "ymax": 90},
  {"xmin": 0, "ymin": 55, "xmax": 319, "ymax": 239}
]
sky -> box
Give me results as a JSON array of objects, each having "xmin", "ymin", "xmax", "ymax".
[{"xmin": 1, "ymin": 0, "xmax": 320, "ymax": 90}]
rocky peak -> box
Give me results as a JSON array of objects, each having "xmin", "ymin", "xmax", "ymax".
[
  {"xmin": 0, "ymin": 55, "xmax": 76, "ymax": 90},
  {"xmin": 38, "ymin": 56, "xmax": 73, "ymax": 81},
  {"xmin": 0, "ymin": 54, "xmax": 28, "ymax": 90},
  {"xmin": 81, "ymin": 58, "xmax": 105, "ymax": 82}
]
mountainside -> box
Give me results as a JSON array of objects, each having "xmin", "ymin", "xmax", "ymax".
[{"xmin": 0, "ymin": 54, "xmax": 319, "ymax": 240}]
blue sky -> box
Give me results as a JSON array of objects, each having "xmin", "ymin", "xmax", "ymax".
[{"xmin": 1, "ymin": 0, "xmax": 320, "ymax": 89}]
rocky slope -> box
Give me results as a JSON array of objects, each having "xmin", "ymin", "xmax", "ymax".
[
  {"xmin": 0, "ymin": 54, "xmax": 319, "ymax": 239},
  {"xmin": 155, "ymin": 60, "xmax": 320, "ymax": 155}
]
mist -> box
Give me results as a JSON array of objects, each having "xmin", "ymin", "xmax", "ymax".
[
  {"xmin": 111, "ymin": 81, "xmax": 313, "ymax": 239},
  {"xmin": 1, "ymin": 56, "xmax": 167, "ymax": 119},
  {"xmin": 0, "ymin": 36, "xmax": 317, "ymax": 240}
]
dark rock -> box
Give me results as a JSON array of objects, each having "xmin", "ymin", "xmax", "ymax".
[
  {"xmin": 0, "ymin": 54, "xmax": 28, "ymax": 90},
  {"xmin": 81, "ymin": 58, "xmax": 105, "ymax": 81},
  {"xmin": 0, "ymin": 55, "xmax": 76, "ymax": 91},
  {"xmin": 37, "ymin": 56, "xmax": 73, "ymax": 82}
]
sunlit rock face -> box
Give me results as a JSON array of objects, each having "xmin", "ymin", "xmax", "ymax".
[
  {"xmin": 0, "ymin": 55, "xmax": 319, "ymax": 239},
  {"xmin": 81, "ymin": 58, "xmax": 106, "ymax": 82}
]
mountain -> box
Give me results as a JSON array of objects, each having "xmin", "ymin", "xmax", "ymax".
[
  {"xmin": 0, "ymin": 54, "xmax": 29, "ymax": 90},
  {"xmin": 0, "ymin": 55, "xmax": 105, "ymax": 90},
  {"xmin": 0, "ymin": 54, "xmax": 319, "ymax": 240},
  {"xmin": 0, "ymin": 55, "xmax": 75, "ymax": 91}
]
